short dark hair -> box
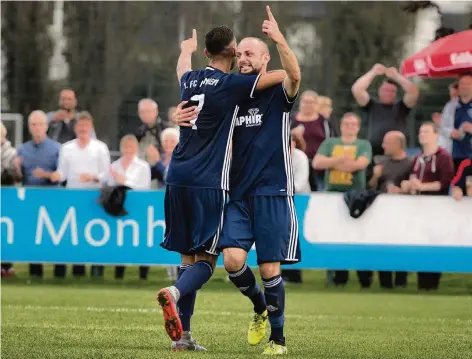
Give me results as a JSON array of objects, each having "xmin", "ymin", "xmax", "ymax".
[
  {"xmin": 449, "ymin": 81, "xmax": 459, "ymax": 90},
  {"xmin": 459, "ymin": 71, "xmax": 472, "ymax": 79},
  {"xmin": 421, "ymin": 121, "xmax": 438, "ymax": 133},
  {"xmin": 383, "ymin": 79, "xmax": 398, "ymax": 88},
  {"xmin": 205, "ymin": 25, "xmax": 235, "ymax": 57},
  {"xmin": 341, "ymin": 112, "xmax": 361, "ymax": 125}
]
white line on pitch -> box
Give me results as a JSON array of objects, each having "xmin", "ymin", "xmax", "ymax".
[{"xmin": 3, "ymin": 304, "xmax": 472, "ymax": 324}]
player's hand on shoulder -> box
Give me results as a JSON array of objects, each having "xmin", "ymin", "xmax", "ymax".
[
  {"xmin": 262, "ymin": 6, "xmax": 285, "ymax": 44},
  {"xmin": 173, "ymin": 101, "xmax": 199, "ymax": 128},
  {"xmin": 181, "ymin": 29, "xmax": 198, "ymax": 54}
]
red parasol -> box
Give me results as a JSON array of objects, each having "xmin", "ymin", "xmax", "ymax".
[{"xmin": 401, "ymin": 30, "xmax": 472, "ymax": 78}]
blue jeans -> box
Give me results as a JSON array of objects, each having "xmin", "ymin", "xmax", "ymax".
[{"xmin": 315, "ymin": 175, "xmax": 325, "ymax": 192}]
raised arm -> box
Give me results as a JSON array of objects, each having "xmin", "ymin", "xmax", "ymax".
[
  {"xmin": 262, "ymin": 6, "xmax": 301, "ymax": 98},
  {"xmin": 176, "ymin": 29, "xmax": 197, "ymax": 83},
  {"xmin": 351, "ymin": 64, "xmax": 386, "ymax": 107},
  {"xmin": 385, "ymin": 67, "xmax": 419, "ymax": 108}
]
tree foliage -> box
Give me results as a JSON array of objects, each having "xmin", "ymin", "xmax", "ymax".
[
  {"xmin": 1, "ymin": 1, "xmax": 53, "ymax": 118},
  {"xmin": 4, "ymin": 1, "xmax": 443, "ymax": 147},
  {"xmin": 314, "ymin": 1, "xmax": 416, "ymax": 125}
]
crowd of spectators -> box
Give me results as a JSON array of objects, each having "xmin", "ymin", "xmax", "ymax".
[
  {"xmin": 1, "ymin": 68, "xmax": 471, "ymax": 288},
  {"xmin": 288, "ymin": 68, "xmax": 471, "ymax": 289},
  {"xmin": 0, "ymin": 91, "xmax": 179, "ymax": 280}
]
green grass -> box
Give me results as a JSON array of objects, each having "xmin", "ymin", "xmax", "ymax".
[{"xmin": 2, "ymin": 265, "xmax": 472, "ymax": 358}]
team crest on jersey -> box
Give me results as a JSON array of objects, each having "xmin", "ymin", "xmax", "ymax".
[{"xmin": 236, "ymin": 108, "xmax": 263, "ymax": 127}]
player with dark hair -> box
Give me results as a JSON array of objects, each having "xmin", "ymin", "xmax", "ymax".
[
  {"xmin": 156, "ymin": 24, "xmax": 286, "ymax": 351},
  {"xmin": 172, "ymin": 6, "xmax": 301, "ymax": 355}
]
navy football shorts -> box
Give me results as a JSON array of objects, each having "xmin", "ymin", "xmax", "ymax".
[
  {"xmin": 160, "ymin": 185, "xmax": 226, "ymax": 256},
  {"xmin": 218, "ymin": 196, "xmax": 301, "ymax": 265}
]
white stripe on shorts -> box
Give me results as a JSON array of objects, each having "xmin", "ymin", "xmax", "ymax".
[
  {"xmin": 206, "ymin": 190, "xmax": 227, "ymax": 255},
  {"xmin": 285, "ymin": 196, "xmax": 299, "ymax": 261}
]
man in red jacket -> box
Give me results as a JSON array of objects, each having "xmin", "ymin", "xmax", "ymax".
[
  {"xmin": 401, "ymin": 122, "xmax": 454, "ymax": 290},
  {"xmin": 451, "ymin": 158, "xmax": 472, "ymax": 200},
  {"xmin": 401, "ymin": 122, "xmax": 454, "ymax": 196}
]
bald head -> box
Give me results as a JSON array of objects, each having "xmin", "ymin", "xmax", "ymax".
[
  {"xmin": 239, "ymin": 37, "xmax": 269, "ymax": 53},
  {"xmin": 382, "ymin": 131, "xmax": 406, "ymax": 156},
  {"xmin": 236, "ymin": 37, "xmax": 270, "ymax": 75},
  {"xmin": 28, "ymin": 110, "xmax": 49, "ymax": 141},
  {"xmin": 138, "ymin": 99, "xmax": 158, "ymax": 125}
]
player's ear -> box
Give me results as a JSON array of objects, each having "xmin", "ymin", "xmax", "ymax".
[
  {"xmin": 204, "ymin": 48, "xmax": 210, "ymax": 59},
  {"xmin": 264, "ymin": 52, "xmax": 270, "ymax": 63}
]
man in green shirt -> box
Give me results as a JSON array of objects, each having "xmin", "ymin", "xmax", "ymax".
[
  {"xmin": 314, "ymin": 112, "xmax": 372, "ymax": 192},
  {"xmin": 313, "ymin": 112, "xmax": 373, "ymax": 288}
]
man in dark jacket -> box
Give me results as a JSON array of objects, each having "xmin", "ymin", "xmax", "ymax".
[
  {"xmin": 369, "ymin": 131, "xmax": 412, "ymax": 288},
  {"xmin": 47, "ymin": 89, "xmax": 96, "ymax": 144},
  {"xmin": 135, "ymin": 99, "xmax": 166, "ymax": 156}
]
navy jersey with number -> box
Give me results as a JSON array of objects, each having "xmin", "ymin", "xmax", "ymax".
[
  {"xmin": 230, "ymin": 83, "xmax": 297, "ymax": 200},
  {"xmin": 166, "ymin": 66, "xmax": 260, "ymax": 190}
]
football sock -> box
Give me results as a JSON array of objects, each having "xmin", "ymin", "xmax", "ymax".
[
  {"xmin": 263, "ymin": 275, "xmax": 285, "ymax": 345},
  {"xmin": 174, "ymin": 260, "xmax": 213, "ymax": 298},
  {"xmin": 176, "ymin": 264, "xmax": 197, "ymax": 332},
  {"xmin": 228, "ymin": 263, "xmax": 266, "ymax": 314}
]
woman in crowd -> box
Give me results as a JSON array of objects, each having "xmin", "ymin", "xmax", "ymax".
[
  {"xmin": 312, "ymin": 96, "xmax": 337, "ymax": 191},
  {"xmin": 147, "ymin": 127, "xmax": 180, "ymax": 281},
  {"xmin": 292, "ymin": 92, "xmax": 337, "ymax": 191},
  {"xmin": 147, "ymin": 127, "xmax": 179, "ymax": 188},
  {"xmin": 1, "ymin": 121, "xmax": 17, "ymax": 277},
  {"xmin": 100, "ymin": 134, "xmax": 152, "ymax": 280},
  {"xmin": 1, "ymin": 122, "xmax": 17, "ymax": 186}
]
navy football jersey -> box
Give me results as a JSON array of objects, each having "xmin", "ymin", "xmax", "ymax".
[
  {"xmin": 230, "ymin": 83, "xmax": 297, "ymax": 200},
  {"xmin": 166, "ymin": 66, "xmax": 260, "ymax": 190}
]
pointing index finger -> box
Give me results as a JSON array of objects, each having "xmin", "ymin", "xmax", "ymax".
[
  {"xmin": 192, "ymin": 29, "xmax": 197, "ymax": 40},
  {"xmin": 266, "ymin": 5, "xmax": 275, "ymax": 21}
]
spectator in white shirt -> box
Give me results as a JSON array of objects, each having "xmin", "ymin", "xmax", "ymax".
[
  {"xmin": 281, "ymin": 133, "xmax": 309, "ymax": 285},
  {"xmin": 50, "ymin": 111, "xmax": 110, "ymax": 278},
  {"xmin": 291, "ymin": 133, "xmax": 311, "ymax": 193},
  {"xmin": 51, "ymin": 111, "xmax": 110, "ymax": 188},
  {"xmin": 101, "ymin": 134, "xmax": 151, "ymax": 190},
  {"xmin": 109, "ymin": 134, "xmax": 151, "ymax": 280}
]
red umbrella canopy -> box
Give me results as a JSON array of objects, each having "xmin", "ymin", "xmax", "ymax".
[{"xmin": 401, "ymin": 30, "xmax": 472, "ymax": 78}]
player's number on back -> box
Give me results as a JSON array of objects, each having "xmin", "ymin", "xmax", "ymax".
[{"xmin": 190, "ymin": 94, "xmax": 205, "ymax": 129}]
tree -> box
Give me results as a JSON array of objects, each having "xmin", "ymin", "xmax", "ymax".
[
  {"xmin": 1, "ymin": 1, "xmax": 54, "ymax": 119},
  {"xmin": 63, "ymin": 1, "xmax": 156, "ymax": 148}
]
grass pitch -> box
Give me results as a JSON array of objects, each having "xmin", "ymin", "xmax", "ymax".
[{"xmin": 2, "ymin": 265, "xmax": 472, "ymax": 358}]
